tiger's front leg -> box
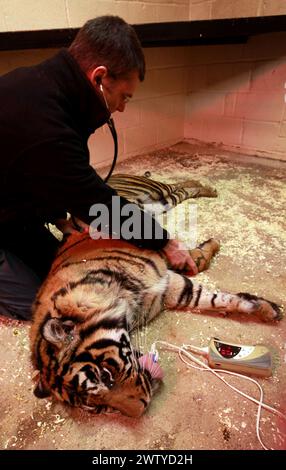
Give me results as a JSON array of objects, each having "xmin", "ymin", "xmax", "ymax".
[{"xmin": 164, "ymin": 271, "xmax": 282, "ymax": 322}]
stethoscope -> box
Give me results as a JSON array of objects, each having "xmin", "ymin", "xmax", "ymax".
[
  {"xmin": 99, "ymin": 83, "xmax": 118, "ymax": 184},
  {"xmin": 104, "ymin": 116, "xmax": 118, "ymax": 183},
  {"xmin": 70, "ymin": 82, "xmax": 118, "ymax": 231}
]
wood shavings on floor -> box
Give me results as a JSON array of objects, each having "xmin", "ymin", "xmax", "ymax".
[{"xmin": 0, "ymin": 141, "xmax": 285, "ymax": 450}]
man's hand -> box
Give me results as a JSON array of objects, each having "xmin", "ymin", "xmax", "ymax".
[{"xmin": 161, "ymin": 239, "xmax": 198, "ymax": 276}]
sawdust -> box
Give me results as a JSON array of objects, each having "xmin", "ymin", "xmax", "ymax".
[{"xmin": 0, "ymin": 141, "xmax": 285, "ymax": 450}]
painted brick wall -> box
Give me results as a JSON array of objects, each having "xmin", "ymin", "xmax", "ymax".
[
  {"xmin": 1, "ymin": 0, "xmax": 285, "ymax": 31},
  {"xmin": 184, "ymin": 33, "xmax": 286, "ymax": 161},
  {"xmin": 0, "ymin": 0, "xmax": 189, "ymax": 32},
  {"xmin": 189, "ymin": 0, "xmax": 286, "ymax": 20}
]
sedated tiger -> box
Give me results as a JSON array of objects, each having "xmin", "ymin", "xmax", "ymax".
[{"xmin": 30, "ymin": 216, "xmax": 282, "ymax": 417}]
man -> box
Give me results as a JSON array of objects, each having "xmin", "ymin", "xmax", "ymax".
[{"xmin": 0, "ymin": 15, "xmax": 197, "ymax": 320}]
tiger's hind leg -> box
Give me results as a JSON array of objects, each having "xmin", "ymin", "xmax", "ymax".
[
  {"xmin": 164, "ymin": 271, "xmax": 283, "ymax": 322},
  {"xmin": 108, "ymin": 174, "xmax": 217, "ymax": 215},
  {"xmin": 148, "ymin": 180, "xmax": 217, "ymax": 211}
]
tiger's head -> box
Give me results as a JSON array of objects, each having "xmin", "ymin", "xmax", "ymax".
[{"xmin": 32, "ymin": 315, "xmax": 161, "ymax": 418}]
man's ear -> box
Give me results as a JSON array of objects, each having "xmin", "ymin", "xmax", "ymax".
[{"xmin": 89, "ymin": 66, "xmax": 108, "ymax": 87}]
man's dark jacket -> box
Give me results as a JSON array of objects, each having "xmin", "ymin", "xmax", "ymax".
[{"xmin": 0, "ymin": 49, "xmax": 168, "ymax": 250}]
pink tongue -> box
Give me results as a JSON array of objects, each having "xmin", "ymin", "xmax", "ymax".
[{"xmin": 139, "ymin": 353, "xmax": 164, "ymax": 380}]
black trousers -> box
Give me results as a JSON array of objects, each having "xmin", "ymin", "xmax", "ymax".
[{"xmin": 0, "ymin": 223, "xmax": 60, "ymax": 320}]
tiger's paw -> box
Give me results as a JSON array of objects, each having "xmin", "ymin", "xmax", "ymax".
[
  {"xmin": 180, "ymin": 180, "xmax": 217, "ymax": 198},
  {"xmin": 202, "ymin": 186, "xmax": 217, "ymax": 198},
  {"xmin": 237, "ymin": 292, "xmax": 283, "ymax": 322},
  {"xmin": 189, "ymin": 238, "xmax": 220, "ymax": 273}
]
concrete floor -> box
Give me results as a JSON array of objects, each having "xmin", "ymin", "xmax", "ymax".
[{"xmin": 0, "ymin": 140, "xmax": 285, "ymax": 450}]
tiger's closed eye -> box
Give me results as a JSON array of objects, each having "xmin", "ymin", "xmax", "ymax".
[{"xmin": 101, "ymin": 368, "xmax": 114, "ymax": 388}]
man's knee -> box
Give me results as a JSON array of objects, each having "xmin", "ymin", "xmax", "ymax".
[{"xmin": 0, "ymin": 249, "xmax": 41, "ymax": 320}]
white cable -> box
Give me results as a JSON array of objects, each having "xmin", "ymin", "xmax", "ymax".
[
  {"xmin": 151, "ymin": 340, "xmax": 286, "ymax": 451},
  {"xmin": 179, "ymin": 348, "xmax": 268, "ymax": 450}
]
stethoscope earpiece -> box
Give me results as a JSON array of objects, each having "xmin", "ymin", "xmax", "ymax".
[{"xmin": 98, "ymin": 82, "xmax": 110, "ymax": 113}]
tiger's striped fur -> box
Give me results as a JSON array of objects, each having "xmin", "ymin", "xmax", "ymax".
[
  {"xmin": 30, "ymin": 233, "xmax": 282, "ymax": 418},
  {"xmin": 108, "ymin": 173, "xmax": 217, "ymax": 214}
]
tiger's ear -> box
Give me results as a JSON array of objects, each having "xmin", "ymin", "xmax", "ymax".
[{"xmin": 42, "ymin": 318, "xmax": 75, "ymax": 347}]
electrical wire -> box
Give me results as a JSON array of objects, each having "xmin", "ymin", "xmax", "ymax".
[{"xmin": 151, "ymin": 340, "xmax": 286, "ymax": 451}]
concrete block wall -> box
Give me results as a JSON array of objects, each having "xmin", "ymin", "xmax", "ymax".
[
  {"xmin": 2, "ymin": 0, "xmax": 285, "ymax": 31},
  {"xmin": 184, "ymin": 33, "xmax": 286, "ymax": 161},
  {"xmin": 189, "ymin": 0, "xmax": 286, "ymax": 20},
  {"xmin": 186, "ymin": 0, "xmax": 286, "ymax": 161},
  {"xmin": 0, "ymin": 0, "xmax": 189, "ymax": 32}
]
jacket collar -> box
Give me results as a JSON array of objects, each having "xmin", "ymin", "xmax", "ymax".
[{"xmin": 41, "ymin": 48, "xmax": 111, "ymax": 138}]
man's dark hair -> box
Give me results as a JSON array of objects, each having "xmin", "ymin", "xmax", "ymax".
[{"xmin": 69, "ymin": 15, "xmax": 145, "ymax": 81}]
